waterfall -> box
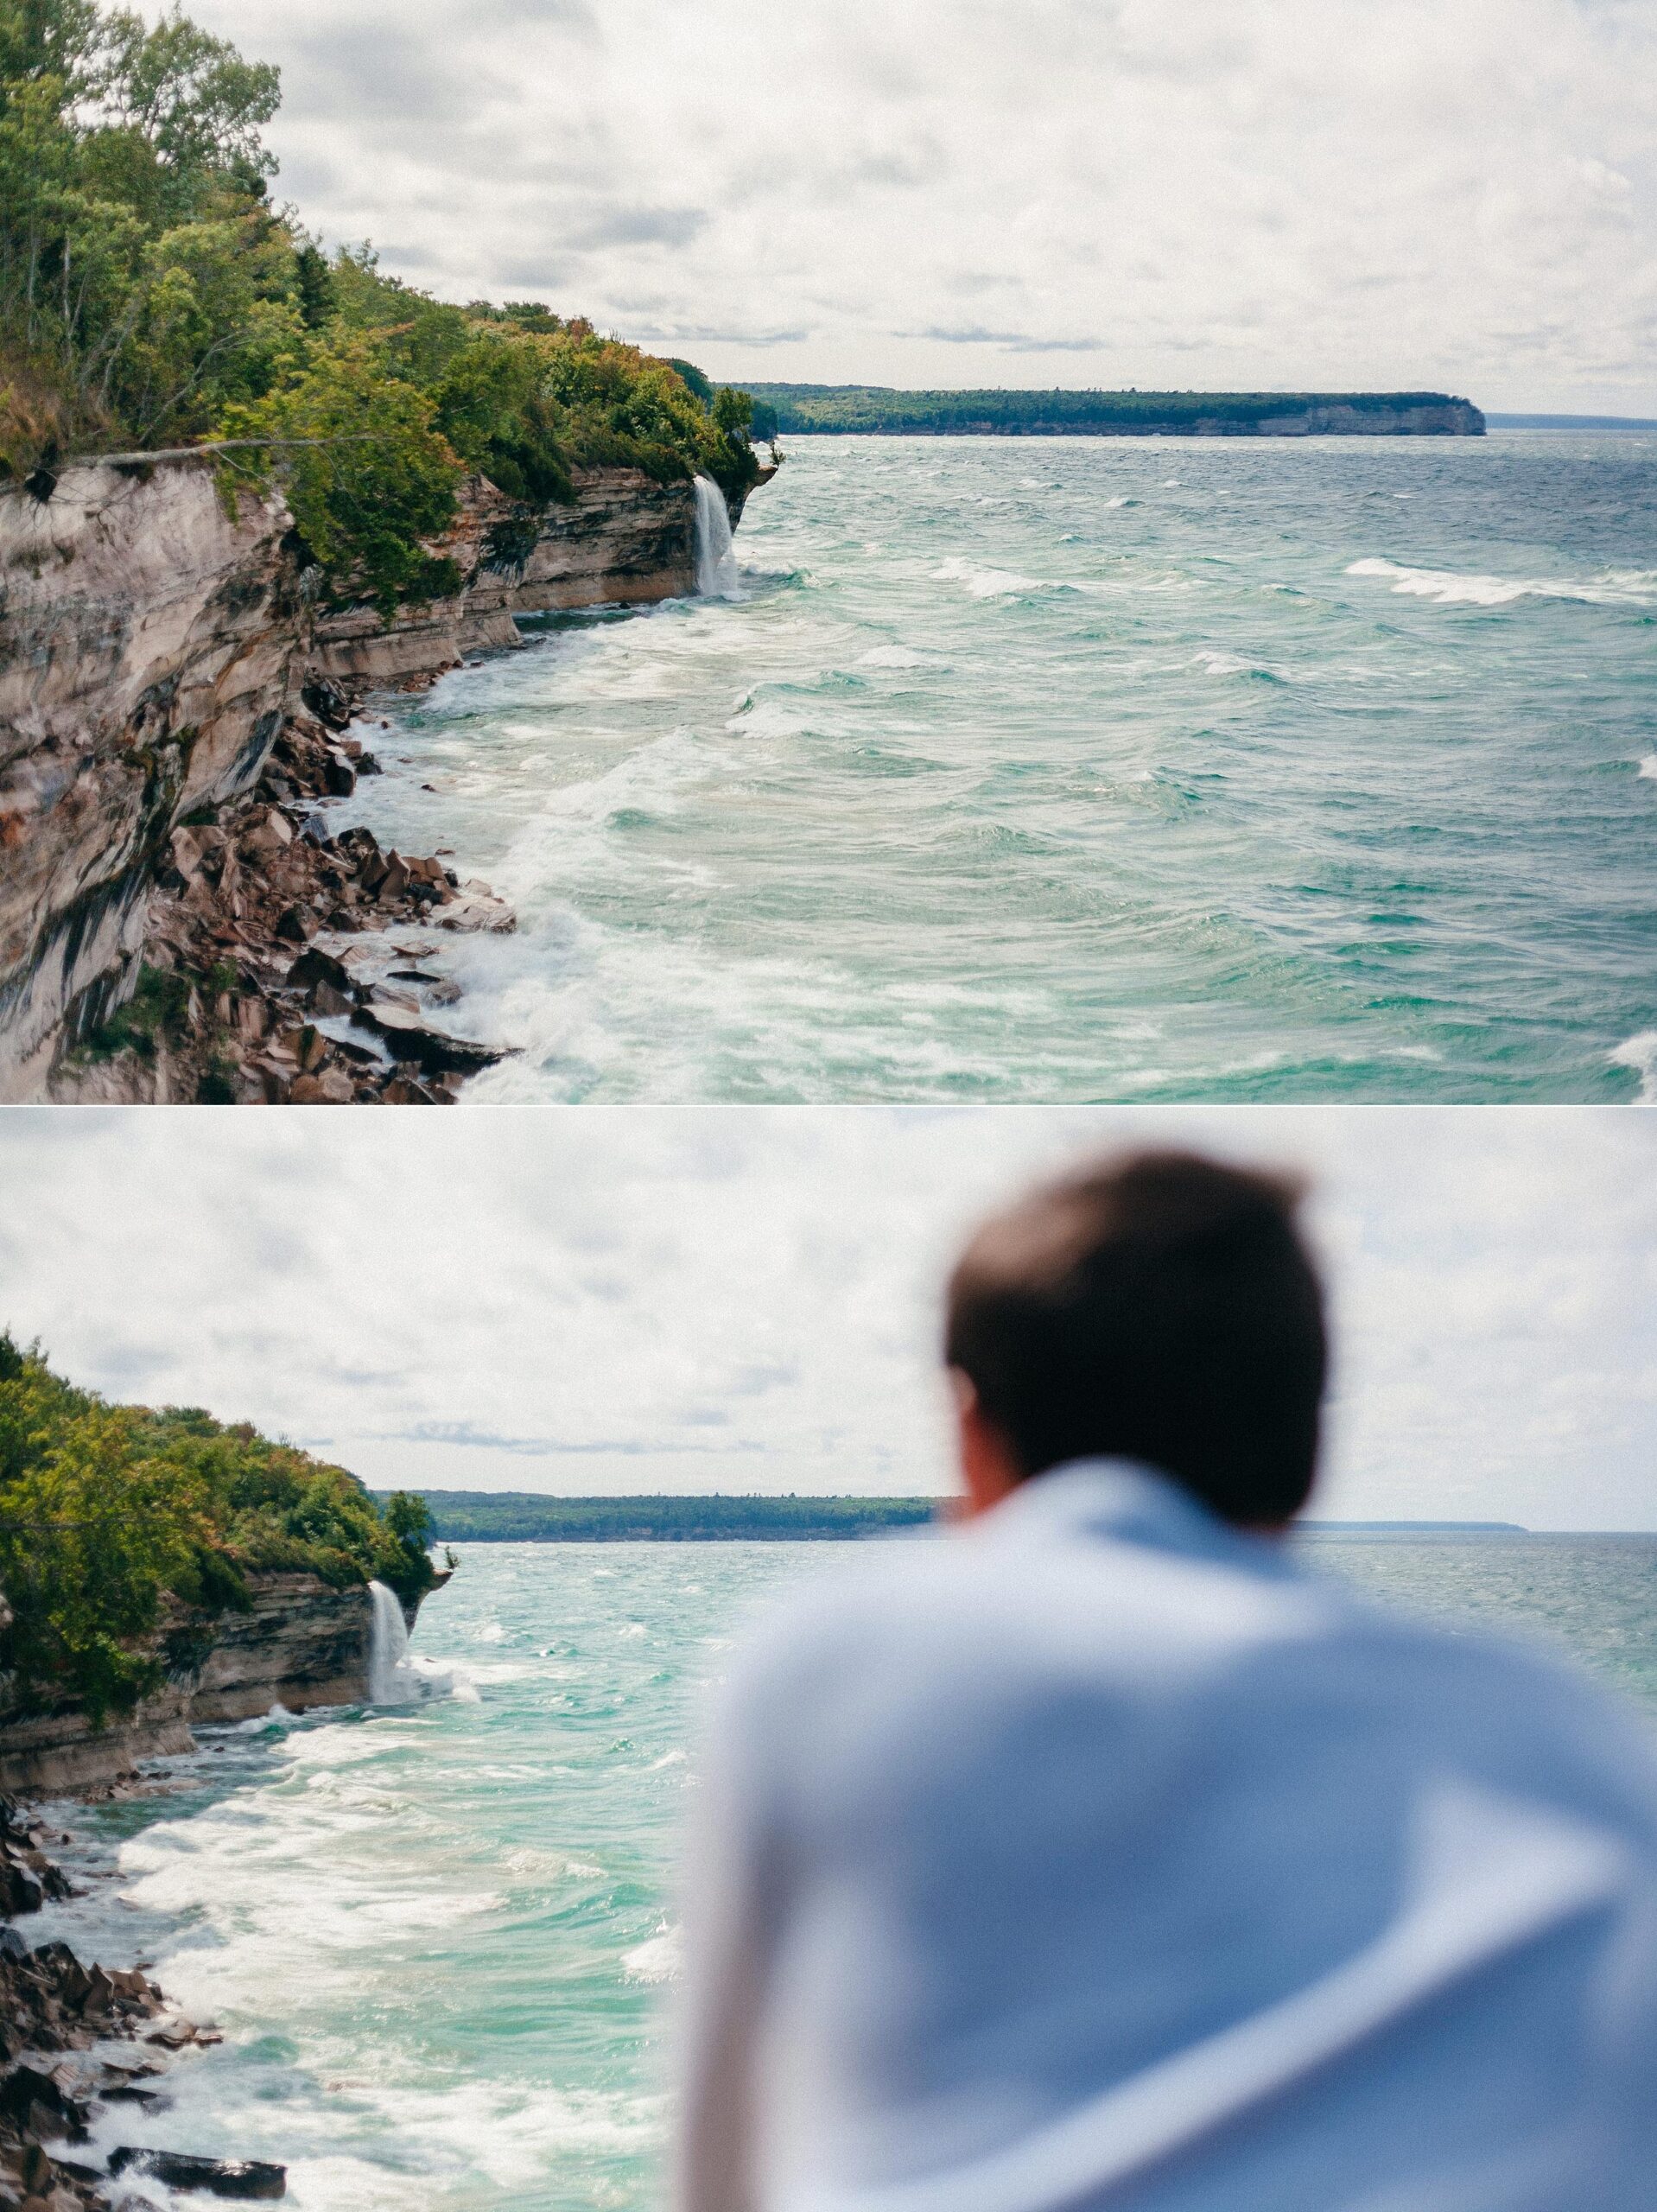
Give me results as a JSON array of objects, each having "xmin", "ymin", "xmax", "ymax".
[
  {"xmin": 692, "ymin": 477, "xmax": 740, "ymax": 599},
  {"xmin": 367, "ymin": 1580, "xmax": 418, "ymax": 1705}
]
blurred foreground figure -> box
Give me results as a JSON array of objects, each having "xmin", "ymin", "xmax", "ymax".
[{"xmin": 676, "ymin": 1153, "xmax": 1657, "ymax": 2212}]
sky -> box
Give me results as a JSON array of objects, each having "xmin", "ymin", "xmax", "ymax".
[
  {"xmin": 174, "ymin": 0, "xmax": 1657, "ymax": 413},
  {"xmin": 0, "ymin": 1107, "xmax": 1653, "ymax": 1528}
]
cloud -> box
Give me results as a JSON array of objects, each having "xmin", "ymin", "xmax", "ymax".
[
  {"xmin": 0, "ymin": 1107, "xmax": 1653, "ymax": 1528},
  {"xmin": 170, "ymin": 0, "xmax": 1657, "ymax": 410},
  {"xmin": 915, "ymin": 327, "xmax": 1108, "ymax": 353}
]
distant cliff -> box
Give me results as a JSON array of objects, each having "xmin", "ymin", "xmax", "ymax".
[
  {"xmin": 0, "ymin": 460, "xmax": 763, "ymax": 1100},
  {"xmin": 408, "ymin": 1491, "xmax": 942, "ymax": 1541},
  {"xmin": 745, "ymin": 386, "xmax": 1486, "ymax": 437}
]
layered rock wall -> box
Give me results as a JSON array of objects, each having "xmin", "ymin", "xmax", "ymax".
[
  {"xmin": 0, "ymin": 458, "xmax": 304, "ymax": 1100},
  {"xmin": 0, "ymin": 1571, "xmax": 409, "ymax": 1796},
  {"xmin": 1, "ymin": 459, "xmax": 753, "ymax": 1099},
  {"xmin": 309, "ymin": 466, "xmax": 708, "ymax": 690}
]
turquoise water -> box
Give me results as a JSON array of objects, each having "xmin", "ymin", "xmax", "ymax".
[
  {"xmin": 39, "ymin": 1535, "xmax": 1657, "ymax": 2209},
  {"xmin": 331, "ymin": 432, "xmax": 1657, "ymax": 1103}
]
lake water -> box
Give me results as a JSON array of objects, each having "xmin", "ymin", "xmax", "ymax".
[
  {"xmin": 35, "ymin": 1535, "xmax": 1657, "ymax": 2210},
  {"xmin": 329, "ymin": 432, "xmax": 1657, "ymax": 1103}
]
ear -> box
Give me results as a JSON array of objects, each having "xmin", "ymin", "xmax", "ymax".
[{"xmin": 949, "ymin": 1370, "xmax": 1023, "ymax": 1518}]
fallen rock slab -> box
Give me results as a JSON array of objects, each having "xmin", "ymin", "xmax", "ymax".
[
  {"xmin": 433, "ymin": 882, "xmax": 516, "ymax": 934},
  {"xmin": 109, "ymin": 2148, "xmax": 286, "ymax": 2199},
  {"xmin": 356, "ymin": 1001, "xmax": 508, "ymax": 1076}
]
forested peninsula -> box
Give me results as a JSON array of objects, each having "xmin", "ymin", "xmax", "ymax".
[
  {"xmin": 0, "ymin": 0, "xmax": 771, "ymax": 1106},
  {"xmin": 745, "ymin": 385, "xmax": 1484, "ymax": 438},
  {"xmin": 405, "ymin": 1492, "xmax": 942, "ymax": 1541}
]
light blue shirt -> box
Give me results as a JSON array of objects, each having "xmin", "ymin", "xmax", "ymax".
[{"xmin": 676, "ymin": 1463, "xmax": 1657, "ymax": 2212}]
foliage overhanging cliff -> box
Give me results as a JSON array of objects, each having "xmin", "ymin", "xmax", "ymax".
[
  {"xmin": 0, "ymin": 0, "xmax": 760, "ymax": 614},
  {"xmin": 0, "ymin": 1332, "xmax": 435, "ymax": 1723}
]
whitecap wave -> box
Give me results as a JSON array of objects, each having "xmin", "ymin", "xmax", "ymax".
[
  {"xmin": 1638, "ymin": 756, "xmax": 1657, "ymax": 782},
  {"xmin": 621, "ymin": 1923, "xmax": 683, "ymax": 1983},
  {"xmin": 1347, "ymin": 556, "xmax": 1657, "ymax": 607},
  {"xmin": 1609, "ymin": 1031, "xmax": 1657, "ymax": 1101},
  {"xmin": 930, "ymin": 555, "xmax": 1044, "ymax": 598}
]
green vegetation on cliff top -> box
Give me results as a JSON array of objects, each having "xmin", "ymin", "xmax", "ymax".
[
  {"xmin": 0, "ymin": 0, "xmax": 759, "ymax": 613},
  {"xmin": 744, "ymin": 385, "xmax": 1482, "ymax": 436},
  {"xmin": 0, "ymin": 1332, "xmax": 436, "ymax": 1724}
]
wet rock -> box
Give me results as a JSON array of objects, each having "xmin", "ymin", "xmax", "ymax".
[
  {"xmin": 355, "ymin": 1001, "xmax": 505, "ymax": 1075},
  {"xmin": 108, "ymin": 2150, "xmax": 285, "ymax": 2200},
  {"xmin": 434, "ymin": 884, "xmax": 516, "ymax": 935},
  {"xmin": 300, "ymin": 677, "xmax": 352, "ymax": 730},
  {"xmin": 0, "ymin": 2065, "xmax": 88, "ymax": 2142},
  {"xmin": 287, "ymin": 1068, "xmax": 354, "ymax": 1105}
]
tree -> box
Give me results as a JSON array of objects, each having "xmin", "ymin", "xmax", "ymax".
[
  {"xmin": 0, "ymin": 1406, "xmax": 213, "ymax": 1720},
  {"xmin": 219, "ymin": 336, "xmax": 463, "ymax": 618}
]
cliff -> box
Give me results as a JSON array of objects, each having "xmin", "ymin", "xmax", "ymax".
[
  {"xmin": 0, "ymin": 1571, "xmax": 438, "ymax": 1796},
  {"xmin": 1, "ymin": 460, "xmax": 759, "ymax": 1101},
  {"xmin": 0, "ymin": 458, "xmax": 307, "ymax": 1100},
  {"xmin": 309, "ymin": 466, "xmax": 741, "ymax": 691}
]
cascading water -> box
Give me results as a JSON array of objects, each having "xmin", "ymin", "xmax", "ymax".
[
  {"xmin": 366, "ymin": 1580, "xmax": 419, "ymax": 1705},
  {"xmin": 692, "ymin": 476, "xmax": 740, "ymax": 599}
]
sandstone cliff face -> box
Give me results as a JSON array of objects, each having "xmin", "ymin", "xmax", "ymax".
[
  {"xmin": 1, "ymin": 459, "xmax": 752, "ymax": 1099},
  {"xmin": 0, "ymin": 1571, "xmax": 429, "ymax": 1796},
  {"xmin": 0, "ymin": 460, "xmax": 305, "ymax": 1100},
  {"xmin": 309, "ymin": 466, "xmax": 706, "ymax": 690},
  {"xmin": 1196, "ymin": 401, "xmax": 1485, "ymax": 436}
]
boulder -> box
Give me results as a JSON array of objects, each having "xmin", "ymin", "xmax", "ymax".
[
  {"xmin": 109, "ymin": 2148, "xmax": 286, "ymax": 2199},
  {"xmin": 434, "ymin": 884, "xmax": 516, "ymax": 935},
  {"xmin": 0, "ymin": 2063, "xmax": 87, "ymax": 2141},
  {"xmin": 356, "ymin": 1001, "xmax": 505, "ymax": 1075},
  {"xmin": 300, "ymin": 677, "xmax": 352, "ymax": 730},
  {"xmin": 283, "ymin": 948, "xmax": 352, "ymax": 1001},
  {"xmin": 288, "ymin": 1068, "xmax": 354, "ymax": 1105}
]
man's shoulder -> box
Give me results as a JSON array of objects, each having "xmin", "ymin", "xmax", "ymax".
[{"xmin": 717, "ymin": 1515, "xmax": 1657, "ymax": 1818}]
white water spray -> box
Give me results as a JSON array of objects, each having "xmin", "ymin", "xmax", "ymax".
[
  {"xmin": 367, "ymin": 1580, "xmax": 419, "ymax": 1705},
  {"xmin": 693, "ymin": 477, "xmax": 740, "ymax": 599}
]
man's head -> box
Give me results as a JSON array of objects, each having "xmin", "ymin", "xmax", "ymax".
[{"xmin": 943, "ymin": 1149, "xmax": 1328, "ymax": 1528}]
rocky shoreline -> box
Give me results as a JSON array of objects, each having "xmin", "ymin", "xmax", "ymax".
[
  {"xmin": 1, "ymin": 454, "xmax": 770, "ymax": 1103},
  {"xmin": 0, "ymin": 1799, "xmax": 281, "ymax": 2207},
  {"xmin": 51, "ymin": 676, "xmax": 517, "ymax": 1107}
]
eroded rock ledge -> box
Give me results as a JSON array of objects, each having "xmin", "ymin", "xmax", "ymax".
[
  {"xmin": 2, "ymin": 457, "xmax": 761, "ymax": 1102},
  {"xmin": 0, "ymin": 1569, "xmax": 432, "ymax": 1797}
]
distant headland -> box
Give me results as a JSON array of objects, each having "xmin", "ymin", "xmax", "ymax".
[
  {"xmin": 743, "ymin": 387, "xmax": 1484, "ymax": 439},
  {"xmin": 396, "ymin": 1496, "xmax": 1543, "ymax": 1542}
]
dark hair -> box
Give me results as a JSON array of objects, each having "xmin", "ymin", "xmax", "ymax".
[{"xmin": 943, "ymin": 1149, "xmax": 1328, "ymax": 1525}]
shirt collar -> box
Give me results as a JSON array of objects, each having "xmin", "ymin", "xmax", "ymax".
[{"xmin": 985, "ymin": 1457, "xmax": 1300, "ymax": 1579}]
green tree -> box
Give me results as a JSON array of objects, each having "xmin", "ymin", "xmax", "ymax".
[
  {"xmin": 220, "ymin": 335, "xmax": 463, "ymax": 617},
  {"xmin": 0, "ymin": 1405, "xmax": 213, "ymax": 1720}
]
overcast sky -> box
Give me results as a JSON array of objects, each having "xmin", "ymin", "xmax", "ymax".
[
  {"xmin": 1, "ymin": 1108, "xmax": 1652, "ymax": 1528},
  {"xmin": 174, "ymin": 0, "xmax": 1657, "ymax": 412}
]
